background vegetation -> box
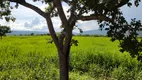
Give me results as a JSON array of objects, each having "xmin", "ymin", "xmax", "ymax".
[{"xmin": 0, "ymin": 36, "xmax": 142, "ymax": 80}]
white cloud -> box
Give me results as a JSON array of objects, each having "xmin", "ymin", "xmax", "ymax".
[
  {"xmin": 51, "ymin": 17, "xmax": 62, "ymax": 32},
  {"xmin": 23, "ymin": 17, "xmax": 49, "ymax": 31},
  {"xmin": 24, "ymin": 17, "xmax": 40, "ymax": 28},
  {"xmin": 76, "ymin": 20, "xmax": 99, "ymax": 31},
  {"xmin": 0, "ymin": 20, "xmax": 30, "ymax": 31}
]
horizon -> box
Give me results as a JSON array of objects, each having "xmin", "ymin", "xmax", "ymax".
[{"xmin": 7, "ymin": 29, "xmax": 108, "ymax": 36}]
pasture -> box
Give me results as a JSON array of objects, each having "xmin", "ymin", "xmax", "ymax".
[{"xmin": 0, "ymin": 36, "xmax": 142, "ymax": 80}]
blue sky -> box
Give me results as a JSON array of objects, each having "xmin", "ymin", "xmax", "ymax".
[{"xmin": 0, "ymin": 1, "xmax": 142, "ymax": 33}]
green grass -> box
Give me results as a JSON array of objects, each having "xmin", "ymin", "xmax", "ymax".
[{"xmin": 0, "ymin": 36, "xmax": 142, "ymax": 80}]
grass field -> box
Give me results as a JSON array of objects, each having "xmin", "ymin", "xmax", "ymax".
[{"xmin": 0, "ymin": 36, "xmax": 142, "ymax": 80}]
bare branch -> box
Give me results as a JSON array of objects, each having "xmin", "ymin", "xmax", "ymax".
[
  {"xmin": 9, "ymin": 0, "xmax": 47, "ymax": 18},
  {"xmin": 9, "ymin": 0, "xmax": 60, "ymax": 48},
  {"xmin": 46, "ymin": 14, "xmax": 60, "ymax": 48},
  {"xmin": 54, "ymin": 0, "xmax": 68, "ymax": 26},
  {"xmin": 68, "ymin": 0, "xmax": 77, "ymax": 26},
  {"xmin": 78, "ymin": 15, "xmax": 113, "ymax": 22}
]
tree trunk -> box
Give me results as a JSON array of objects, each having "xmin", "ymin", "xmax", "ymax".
[
  {"xmin": 58, "ymin": 50, "xmax": 69, "ymax": 80},
  {"xmin": 57, "ymin": 29, "xmax": 72, "ymax": 80},
  {"xmin": 45, "ymin": 14, "xmax": 72, "ymax": 80}
]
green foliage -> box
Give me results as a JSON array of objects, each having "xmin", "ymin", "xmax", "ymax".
[
  {"xmin": 0, "ymin": 0, "xmax": 16, "ymax": 22},
  {"xmin": 0, "ymin": 25, "xmax": 11, "ymax": 39},
  {"xmin": 70, "ymin": 39, "xmax": 78, "ymax": 46},
  {"xmin": 72, "ymin": 0, "xmax": 142, "ymax": 61},
  {"xmin": 30, "ymin": 33, "xmax": 34, "ymax": 36},
  {"xmin": 0, "ymin": 0, "xmax": 11, "ymax": 17},
  {"xmin": 1, "ymin": 36, "xmax": 142, "ymax": 79},
  {"xmin": 106, "ymin": 17, "xmax": 142, "ymax": 60}
]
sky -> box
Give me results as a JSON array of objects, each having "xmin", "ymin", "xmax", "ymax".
[{"xmin": 0, "ymin": 1, "xmax": 142, "ymax": 33}]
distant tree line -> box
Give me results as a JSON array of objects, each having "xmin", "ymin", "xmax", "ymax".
[
  {"xmin": 12, "ymin": 33, "xmax": 107, "ymax": 37},
  {"xmin": 76, "ymin": 34, "xmax": 106, "ymax": 37},
  {"xmin": 14, "ymin": 33, "xmax": 51, "ymax": 36}
]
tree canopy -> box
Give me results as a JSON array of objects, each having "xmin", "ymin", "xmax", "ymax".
[{"xmin": 0, "ymin": 25, "xmax": 11, "ymax": 40}]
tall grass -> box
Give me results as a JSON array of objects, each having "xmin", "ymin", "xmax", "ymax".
[{"xmin": 0, "ymin": 36, "xmax": 142, "ymax": 79}]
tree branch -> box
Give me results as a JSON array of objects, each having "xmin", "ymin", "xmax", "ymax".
[
  {"xmin": 78, "ymin": 15, "xmax": 113, "ymax": 22},
  {"xmin": 68, "ymin": 0, "xmax": 77, "ymax": 26},
  {"xmin": 47, "ymin": 2, "xmax": 56, "ymax": 14},
  {"xmin": 9, "ymin": 0, "xmax": 60, "ymax": 48},
  {"xmin": 114, "ymin": 0, "xmax": 129, "ymax": 9},
  {"xmin": 9, "ymin": 0, "xmax": 47, "ymax": 18},
  {"xmin": 54, "ymin": 0, "xmax": 68, "ymax": 26},
  {"xmin": 45, "ymin": 14, "xmax": 60, "ymax": 48}
]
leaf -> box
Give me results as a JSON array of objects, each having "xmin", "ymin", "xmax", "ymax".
[
  {"xmin": 11, "ymin": 17, "xmax": 16, "ymax": 22},
  {"xmin": 71, "ymin": 39, "xmax": 79, "ymax": 46},
  {"xmin": 135, "ymin": 0, "xmax": 140, "ymax": 7},
  {"xmin": 15, "ymin": 3, "xmax": 19, "ymax": 9},
  {"xmin": 5, "ymin": 17, "xmax": 10, "ymax": 22},
  {"xmin": 119, "ymin": 49, "xmax": 125, "ymax": 53},
  {"xmin": 127, "ymin": 2, "xmax": 132, "ymax": 7},
  {"xmin": 78, "ymin": 28, "xmax": 83, "ymax": 33},
  {"xmin": 105, "ymin": 28, "xmax": 109, "ymax": 30}
]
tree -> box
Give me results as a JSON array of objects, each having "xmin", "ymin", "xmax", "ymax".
[
  {"xmin": 30, "ymin": 33, "xmax": 34, "ymax": 36},
  {"xmin": 0, "ymin": 0, "xmax": 141, "ymax": 80},
  {"xmin": 0, "ymin": 25, "xmax": 11, "ymax": 40}
]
